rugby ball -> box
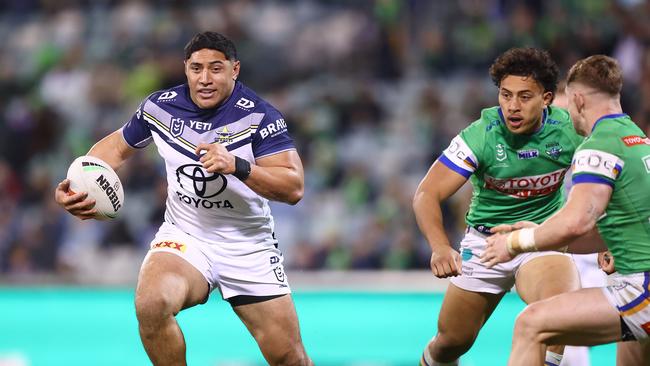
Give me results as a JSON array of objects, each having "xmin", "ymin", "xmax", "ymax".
[{"xmin": 66, "ymin": 155, "xmax": 124, "ymax": 220}]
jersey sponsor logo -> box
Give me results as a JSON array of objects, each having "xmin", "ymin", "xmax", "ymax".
[
  {"xmin": 517, "ymin": 149, "xmax": 539, "ymax": 159},
  {"xmin": 176, "ymin": 164, "xmax": 228, "ymax": 198},
  {"xmin": 235, "ymin": 97, "xmax": 255, "ymax": 110},
  {"xmin": 188, "ymin": 120, "xmax": 213, "ymax": 133},
  {"xmin": 270, "ymin": 255, "xmax": 280, "ymax": 264},
  {"xmin": 545, "ymin": 142, "xmax": 563, "ymax": 160},
  {"xmin": 643, "ymin": 155, "xmax": 650, "ymax": 173},
  {"xmin": 622, "ymin": 135, "xmax": 650, "ymax": 147},
  {"xmin": 171, "ymin": 117, "xmax": 185, "ymax": 137},
  {"xmin": 572, "ymin": 149, "xmax": 623, "ymax": 180},
  {"xmin": 484, "ymin": 168, "xmax": 567, "ymax": 198},
  {"xmin": 259, "ymin": 118, "xmax": 288, "ymax": 140},
  {"xmin": 152, "ymin": 240, "xmax": 187, "ymax": 252},
  {"xmin": 157, "ymin": 91, "xmax": 178, "ymax": 101},
  {"xmin": 443, "ymin": 136, "xmax": 477, "ymax": 172},
  {"xmin": 215, "ymin": 126, "xmax": 234, "ymax": 144},
  {"xmin": 175, "ymin": 191, "xmax": 234, "ymax": 209},
  {"xmin": 496, "ymin": 143, "xmax": 507, "ymax": 161}
]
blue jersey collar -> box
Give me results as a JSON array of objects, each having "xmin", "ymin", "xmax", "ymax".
[{"xmin": 591, "ymin": 113, "xmax": 629, "ymax": 133}]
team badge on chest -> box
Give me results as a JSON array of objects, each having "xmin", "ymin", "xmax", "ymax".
[{"xmin": 545, "ymin": 142, "xmax": 563, "ymax": 160}]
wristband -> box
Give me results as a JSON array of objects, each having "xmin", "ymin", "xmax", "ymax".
[
  {"xmin": 233, "ymin": 156, "xmax": 251, "ymax": 181},
  {"xmin": 506, "ymin": 228, "xmax": 538, "ymax": 255}
]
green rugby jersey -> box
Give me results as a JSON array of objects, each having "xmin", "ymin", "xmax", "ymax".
[
  {"xmin": 571, "ymin": 114, "xmax": 650, "ymax": 274},
  {"xmin": 439, "ymin": 106, "xmax": 583, "ymax": 230}
]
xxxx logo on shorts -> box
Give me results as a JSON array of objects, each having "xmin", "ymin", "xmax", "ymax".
[{"xmin": 152, "ymin": 241, "xmax": 187, "ymax": 253}]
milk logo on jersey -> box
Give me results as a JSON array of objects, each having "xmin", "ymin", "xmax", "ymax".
[
  {"xmin": 157, "ymin": 91, "xmax": 177, "ymax": 101},
  {"xmin": 484, "ymin": 167, "xmax": 568, "ymax": 198},
  {"xmin": 175, "ymin": 164, "xmax": 233, "ymax": 209},
  {"xmin": 517, "ymin": 149, "xmax": 538, "ymax": 160},
  {"xmin": 545, "ymin": 142, "xmax": 563, "ymax": 160},
  {"xmin": 496, "ymin": 143, "xmax": 507, "ymax": 161},
  {"xmin": 259, "ymin": 118, "xmax": 288, "ymax": 140},
  {"xmin": 235, "ymin": 97, "xmax": 255, "ymax": 110},
  {"xmin": 170, "ymin": 117, "xmax": 185, "ymax": 137},
  {"xmin": 572, "ymin": 149, "xmax": 624, "ymax": 180},
  {"xmin": 215, "ymin": 126, "xmax": 234, "ymax": 144}
]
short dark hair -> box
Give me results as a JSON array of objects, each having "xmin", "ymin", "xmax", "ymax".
[
  {"xmin": 184, "ymin": 31, "xmax": 237, "ymax": 61},
  {"xmin": 567, "ymin": 55, "xmax": 622, "ymax": 96},
  {"xmin": 489, "ymin": 47, "xmax": 560, "ymax": 97}
]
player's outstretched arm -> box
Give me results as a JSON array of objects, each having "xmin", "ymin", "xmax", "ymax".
[
  {"xmin": 54, "ymin": 129, "xmax": 137, "ymax": 220},
  {"xmin": 481, "ymin": 183, "xmax": 611, "ymax": 267},
  {"xmin": 413, "ymin": 160, "xmax": 468, "ymax": 278}
]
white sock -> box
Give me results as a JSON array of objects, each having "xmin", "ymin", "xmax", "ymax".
[
  {"xmin": 421, "ymin": 337, "xmax": 459, "ymax": 366},
  {"xmin": 544, "ymin": 350, "xmax": 563, "ymax": 366}
]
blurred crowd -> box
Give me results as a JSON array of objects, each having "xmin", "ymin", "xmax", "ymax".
[{"xmin": 1, "ymin": 0, "xmax": 650, "ymax": 282}]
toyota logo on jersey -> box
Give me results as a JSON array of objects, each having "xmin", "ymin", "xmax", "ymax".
[{"xmin": 176, "ymin": 164, "xmax": 227, "ymax": 198}]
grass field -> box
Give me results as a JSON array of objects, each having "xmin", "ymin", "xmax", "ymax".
[{"xmin": 0, "ymin": 287, "xmax": 615, "ymax": 365}]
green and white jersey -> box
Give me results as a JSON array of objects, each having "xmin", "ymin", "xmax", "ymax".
[
  {"xmin": 571, "ymin": 114, "xmax": 650, "ymax": 274},
  {"xmin": 439, "ymin": 106, "xmax": 583, "ymax": 231}
]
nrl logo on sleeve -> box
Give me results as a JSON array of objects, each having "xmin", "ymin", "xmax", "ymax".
[
  {"xmin": 545, "ymin": 142, "xmax": 563, "ymax": 160},
  {"xmin": 157, "ymin": 91, "xmax": 177, "ymax": 101},
  {"xmin": 235, "ymin": 97, "xmax": 255, "ymax": 110}
]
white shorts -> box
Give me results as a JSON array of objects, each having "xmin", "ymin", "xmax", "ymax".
[
  {"xmin": 145, "ymin": 221, "xmax": 291, "ymax": 300},
  {"xmin": 450, "ymin": 227, "xmax": 571, "ymax": 294},
  {"xmin": 601, "ymin": 271, "xmax": 650, "ymax": 342}
]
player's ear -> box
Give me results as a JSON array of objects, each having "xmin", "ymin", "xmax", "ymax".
[
  {"xmin": 542, "ymin": 91, "xmax": 553, "ymax": 106},
  {"xmin": 232, "ymin": 60, "xmax": 241, "ymax": 81}
]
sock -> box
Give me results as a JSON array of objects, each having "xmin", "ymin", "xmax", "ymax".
[
  {"xmin": 420, "ymin": 337, "xmax": 459, "ymax": 366},
  {"xmin": 544, "ymin": 351, "xmax": 563, "ymax": 366}
]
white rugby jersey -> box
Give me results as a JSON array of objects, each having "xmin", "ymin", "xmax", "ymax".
[{"xmin": 121, "ymin": 82, "xmax": 295, "ymax": 245}]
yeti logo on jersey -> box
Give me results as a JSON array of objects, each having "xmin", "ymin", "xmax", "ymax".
[
  {"xmin": 157, "ymin": 91, "xmax": 177, "ymax": 101},
  {"xmin": 216, "ymin": 126, "xmax": 234, "ymax": 144},
  {"xmin": 176, "ymin": 164, "xmax": 228, "ymax": 198},
  {"xmin": 573, "ymin": 149, "xmax": 624, "ymax": 180},
  {"xmin": 496, "ymin": 143, "xmax": 507, "ymax": 161},
  {"xmin": 170, "ymin": 118, "xmax": 185, "ymax": 137},
  {"xmin": 188, "ymin": 120, "xmax": 213, "ymax": 133},
  {"xmin": 484, "ymin": 168, "xmax": 567, "ymax": 198},
  {"xmin": 235, "ymin": 97, "xmax": 255, "ymax": 110},
  {"xmin": 259, "ymin": 118, "xmax": 288, "ymax": 140},
  {"xmin": 545, "ymin": 142, "xmax": 563, "ymax": 160},
  {"xmin": 517, "ymin": 149, "xmax": 538, "ymax": 160}
]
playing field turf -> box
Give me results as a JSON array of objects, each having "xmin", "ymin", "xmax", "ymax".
[{"xmin": 0, "ymin": 288, "xmax": 615, "ymax": 365}]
